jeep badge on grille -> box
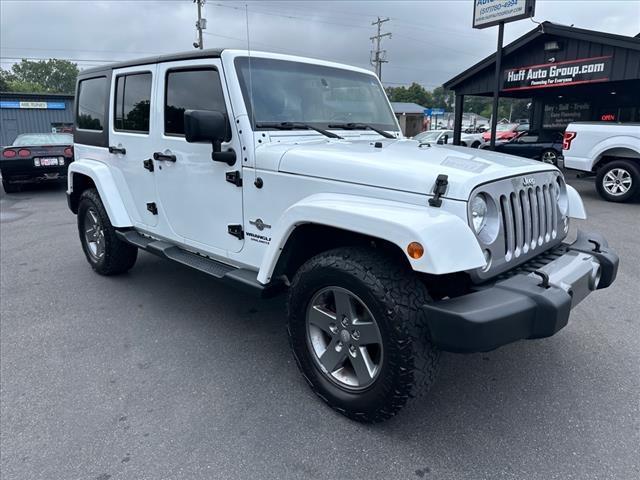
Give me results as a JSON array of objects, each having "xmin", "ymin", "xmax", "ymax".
[{"xmin": 522, "ymin": 177, "xmax": 536, "ymax": 187}]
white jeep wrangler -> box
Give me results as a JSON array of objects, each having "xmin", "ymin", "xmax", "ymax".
[{"xmin": 67, "ymin": 49, "xmax": 619, "ymax": 422}]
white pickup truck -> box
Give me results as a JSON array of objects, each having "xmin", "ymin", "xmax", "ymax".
[
  {"xmin": 563, "ymin": 122, "xmax": 640, "ymax": 202},
  {"xmin": 67, "ymin": 49, "xmax": 619, "ymax": 422}
]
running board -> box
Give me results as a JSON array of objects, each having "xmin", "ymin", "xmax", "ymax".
[{"xmin": 116, "ymin": 230, "xmax": 283, "ymax": 297}]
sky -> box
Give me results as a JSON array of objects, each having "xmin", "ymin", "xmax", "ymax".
[{"xmin": 1, "ymin": 0, "xmax": 639, "ymax": 89}]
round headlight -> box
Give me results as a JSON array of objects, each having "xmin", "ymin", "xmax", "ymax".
[{"xmin": 470, "ymin": 194, "xmax": 488, "ymax": 233}]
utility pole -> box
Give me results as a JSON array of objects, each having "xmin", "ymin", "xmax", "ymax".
[
  {"xmin": 370, "ymin": 17, "xmax": 391, "ymax": 80},
  {"xmin": 193, "ymin": 0, "xmax": 206, "ymax": 50}
]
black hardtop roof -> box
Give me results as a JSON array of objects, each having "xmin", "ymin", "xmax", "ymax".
[
  {"xmin": 78, "ymin": 48, "xmax": 224, "ymax": 77},
  {"xmin": 444, "ymin": 22, "xmax": 640, "ymax": 90}
]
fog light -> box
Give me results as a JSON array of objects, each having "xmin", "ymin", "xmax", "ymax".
[{"xmin": 407, "ymin": 242, "xmax": 424, "ymax": 259}]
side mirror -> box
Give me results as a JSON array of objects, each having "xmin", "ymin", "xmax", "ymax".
[{"xmin": 184, "ymin": 109, "xmax": 236, "ymax": 166}]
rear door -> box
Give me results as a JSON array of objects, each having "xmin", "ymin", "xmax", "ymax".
[
  {"xmin": 151, "ymin": 59, "xmax": 244, "ymax": 253},
  {"xmin": 109, "ymin": 66, "xmax": 158, "ymax": 228}
]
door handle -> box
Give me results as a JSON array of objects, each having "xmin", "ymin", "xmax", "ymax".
[
  {"xmin": 153, "ymin": 152, "xmax": 176, "ymax": 162},
  {"xmin": 108, "ymin": 146, "xmax": 126, "ymax": 155}
]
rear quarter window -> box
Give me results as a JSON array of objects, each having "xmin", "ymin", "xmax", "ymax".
[
  {"xmin": 77, "ymin": 77, "xmax": 107, "ymax": 130},
  {"xmin": 75, "ymin": 73, "xmax": 111, "ymax": 147}
]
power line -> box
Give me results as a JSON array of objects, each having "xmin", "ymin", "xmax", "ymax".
[
  {"xmin": 209, "ymin": 2, "xmax": 370, "ymax": 30},
  {"xmin": 370, "ymin": 17, "xmax": 391, "ymax": 80}
]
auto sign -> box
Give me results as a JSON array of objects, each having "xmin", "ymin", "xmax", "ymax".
[
  {"xmin": 503, "ymin": 56, "xmax": 612, "ymax": 92},
  {"xmin": 473, "ymin": 0, "xmax": 536, "ymax": 29}
]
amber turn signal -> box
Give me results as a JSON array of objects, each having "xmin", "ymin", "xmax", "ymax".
[{"xmin": 407, "ymin": 242, "xmax": 424, "ymax": 259}]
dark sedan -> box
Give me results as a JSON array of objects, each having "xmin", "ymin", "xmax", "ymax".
[
  {"xmin": 1, "ymin": 133, "xmax": 74, "ymax": 193},
  {"xmin": 481, "ymin": 130, "xmax": 564, "ymax": 165}
]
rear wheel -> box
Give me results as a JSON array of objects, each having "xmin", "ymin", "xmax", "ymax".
[
  {"xmin": 287, "ymin": 247, "xmax": 440, "ymax": 423},
  {"xmin": 77, "ymin": 188, "xmax": 138, "ymax": 275},
  {"xmin": 2, "ymin": 179, "xmax": 20, "ymax": 194},
  {"xmin": 541, "ymin": 149, "xmax": 559, "ymax": 165},
  {"xmin": 595, "ymin": 159, "xmax": 640, "ymax": 203}
]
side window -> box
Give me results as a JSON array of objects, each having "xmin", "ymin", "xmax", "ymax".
[
  {"xmin": 114, "ymin": 72, "xmax": 152, "ymax": 133},
  {"xmin": 164, "ymin": 68, "xmax": 227, "ymax": 136},
  {"xmin": 77, "ymin": 77, "xmax": 107, "ymax": 130}
]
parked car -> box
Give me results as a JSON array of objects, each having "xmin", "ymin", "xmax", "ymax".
[
  {"xmin": 563, "ymin": 122, "xmax": 640, "ymax": 202},
  {"xmin": 460, "ymin": 132, "xmax": 484, "ymax": 148},
  {"xmin": 1, "ymin": 133, "xmax": 74, "ymax": 193},
  {"xmin": 67, "ymin": 48, "xmax": 619, "ymax": 423},
  {"xmin": 416, "ymin": 130, "xmax": 483, "ymax": 148},
  {"xmin": 481, "ymin": 130, "xmax": 563, "ymax": 165},
  {"xmin": 413, "ymin": 129, "xmax": 453, "ymax": 144},
  {"xmin": 481, "ymin": 123, "xmax": 529, "ymax": 142}
]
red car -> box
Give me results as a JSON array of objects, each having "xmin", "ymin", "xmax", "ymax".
[{"xmin": 482, "ymin": 123, "xmax": 529, "ymax": 142}]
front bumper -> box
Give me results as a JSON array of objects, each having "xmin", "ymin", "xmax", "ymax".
[{"xmin": 423, "ymin": 230, "xmax": 618, "ymax": 353}]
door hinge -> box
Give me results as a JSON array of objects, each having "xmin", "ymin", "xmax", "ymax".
[
  {"xmin": 227, "ymin": 224, "xmax": 244, "ymax": 240},
  {"xmin": 225, "ymin": 170, "xmax": 243, "ymax": 187},
  {"xmin": 146, "ymin": 202, "xmax": 158, "ymax": 215},
  {"xmin": 143, "ymin": 158, "xmax": 154, "ymax": 172}
]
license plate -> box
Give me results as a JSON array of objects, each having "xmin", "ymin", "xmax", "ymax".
[{"xmin": 36, "ymin": 157, "xmax": 60, "ymax": 166}]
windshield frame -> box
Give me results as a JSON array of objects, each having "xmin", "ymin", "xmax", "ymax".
[{"xmin": 234, "ymin": 56, "xmax": 399, "ymax": 133}]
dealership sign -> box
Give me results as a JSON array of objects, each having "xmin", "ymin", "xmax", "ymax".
[
  {"xmin": 473, "ymin": 0, "xmax": 536, "ymax": 29},
  {"xmin": 424, "ymin": 108, "xmax": 445, "ymax": 116},
  {"xmin": 503, "ymin": 56, "xmax": 612, "ymax": 91},
  {"xmin": 0, "ymin": 101, "xmax": 66, "ymax": 109}
]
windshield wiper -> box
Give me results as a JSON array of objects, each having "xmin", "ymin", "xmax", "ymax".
[
  {"xmin": 327, "ymin": 122, "xmax": 396, "ymax": 139},
  {"xmin": 255, "ymin": 122, "xmax": 342, "ymax": 139}
]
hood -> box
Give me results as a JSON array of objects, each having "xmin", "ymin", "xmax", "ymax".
[{"xmin": 270, "ymin": 138, "xmax": 556, "ymax": 201}]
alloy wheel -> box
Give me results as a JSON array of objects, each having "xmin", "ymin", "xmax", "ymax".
[
  {"xmin": 306, "ymin": 286, "xmax": 383, "ymax": 391},
  {"xmin": 542, "ymin": 150, "xmax": 558, "ymax": 164},
  {"xmin": 84, "ymin": 208, "xmax": 105, "ymax": 261},
  {"xmin": 603, "ymin": 168, "xmax": 632, "ymax": 196}
]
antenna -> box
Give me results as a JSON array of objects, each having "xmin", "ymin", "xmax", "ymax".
[{"xmin": 245, "ymin": 4, "xmax": 258, "ymax": 186}]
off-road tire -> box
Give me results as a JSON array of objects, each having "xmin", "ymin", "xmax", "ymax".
[
  {"xmin": 2, "ymin": 179, "xmax": 20, "ymax": 194},
  {"xmin": 595, "ymin": 159, "xmax": 640, "ymax": 203},
  {"xmin": 77, "ymin": 188, "xmax": 138, "ymax": 275},
  {"xmin": 287, "ymin": 247, "xmax": 440, "ymax": 423}
]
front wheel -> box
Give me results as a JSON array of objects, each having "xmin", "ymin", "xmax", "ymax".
[
  {"xmin": 77, "ymin": 188, "xmax": 138, "ymax": 275},
  {"xmin": 287, "ymin": 247, "xmax": 440, "ymax": 423},
  {"xmin": 595, "ymin": 159, "xmax": 640, "ymax": 203}
]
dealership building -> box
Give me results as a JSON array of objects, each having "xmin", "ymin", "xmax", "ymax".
[
  {"xmin": 444, "ymin": 22, "xmax": 640, "ymax": 143},
  {"xmin": 0, "ymin": 92, "xmax": 75, "ymax": 146}
]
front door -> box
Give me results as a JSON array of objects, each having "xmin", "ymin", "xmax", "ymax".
[
  {"xmin": 152, "ymin": 59, "xmax": 244, "ymax": 254},
  {"xmin": 109, "ymin": 65, "xmax": 159, "ymax": 228}
]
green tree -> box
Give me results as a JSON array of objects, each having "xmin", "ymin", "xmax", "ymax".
[
  {"xmin": 431, "ymin": 86, "xmax": 454, "ymax": 110},
  {"xmin": 385, "ymin": 82, "xmax": 432, "ymax": 107},
  {"xmin": 0, "ymin": 59, "xmax": 79, "ymax": 93}
]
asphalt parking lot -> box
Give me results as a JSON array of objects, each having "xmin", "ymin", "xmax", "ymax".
[{"xmin": 1, "ymin": 174, "xmax": 638, "ymax": 480}]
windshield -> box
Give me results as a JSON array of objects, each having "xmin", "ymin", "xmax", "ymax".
[
  {"xmin": 413, "ymin": 131, "xmax": 441, "ymax": 142},
  {"xmin": 13, "ymin": 133, "xmax": 73, "ymax": 146},
  {"xmin": 496, "ymin": 124, "xmax": 516, "ymax": 132},
  {"xmin": 235, "ymin": 57, "xmax": 397, "ymax": 131}
]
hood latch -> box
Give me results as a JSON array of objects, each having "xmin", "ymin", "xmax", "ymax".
[{"xmin": 428, "ymin": 174, "xmax": 448, "ymax": 207}]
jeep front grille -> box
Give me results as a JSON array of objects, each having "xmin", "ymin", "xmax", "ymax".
[
  {"xmin": 469, "ymin": 171, "xmax": 567, "ymax": 281},
  {"xmin": 498, "ymin": 182, "xmax": 558, "ymax": 262}
]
